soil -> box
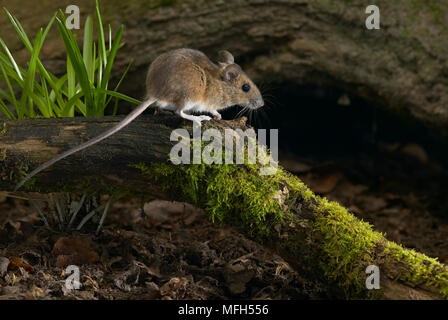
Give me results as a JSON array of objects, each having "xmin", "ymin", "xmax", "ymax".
[
  {"xmin": 0, "ymin": 197, "xmax": 312, "ymax": 300},
  {"xmin": 1, "ymin": 144, "xmax": 448, "ymax": 300}
]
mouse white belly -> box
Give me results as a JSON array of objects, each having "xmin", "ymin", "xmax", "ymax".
[
  {"xmin": 156, "ymin": 100, "xmax": 208, "ymax": 113},
  {"xmin": 155, "ymin": 101, "xmax": 177, "ymax": 111}
]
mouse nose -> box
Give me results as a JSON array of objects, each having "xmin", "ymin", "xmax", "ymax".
[{"xmin": 250, "ymin": 97, "xmax": 264, "ymax": 109}]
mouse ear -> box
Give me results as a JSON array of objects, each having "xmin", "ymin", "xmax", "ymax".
[
  {"xmin": 218, "ymin": 50, "xmax": 235, "ymax": 65},
  {"xmin": 221, "ymin": 64, "xmax": 241, "ymax": 81}
]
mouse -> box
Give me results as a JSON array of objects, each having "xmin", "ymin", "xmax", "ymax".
[{"xmin": 15, "ymin": 48, "xmax": 264, "ymax": 191}]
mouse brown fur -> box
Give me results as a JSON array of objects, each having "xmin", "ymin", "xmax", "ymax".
[{"xmin": 146, "ymin": 48, "xmax": 264, "ymax": 123}]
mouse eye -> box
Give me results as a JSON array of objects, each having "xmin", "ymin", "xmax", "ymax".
[{"xmin": 242, "ymin": 83, "xmax": 251, "ymax": 93}]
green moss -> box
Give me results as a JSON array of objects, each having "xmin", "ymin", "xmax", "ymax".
[
  {"xmin": 277, "ymin": 169, "xmax": 315, "ymax": 201},
  {"xmin": 312, "ymin": 196, "xmax": 384, "ymax": 296},
  {"xmin": 0, "ymin": 123, "xmax": 7, "ymax": 136},
  {"xmin": 8, "ymin": 161, "xmax": 38, "ymax": 190},
  {"xmin": 384, "ymin": 242, "xmax": 448, "ymax": 298},
  {"xmin": 411, "ymin": 0, "xmax": 445, "ymax": 24},
  {"xmin": 135, "ymin": 162, "xmax": 285, "ymax": 239}
]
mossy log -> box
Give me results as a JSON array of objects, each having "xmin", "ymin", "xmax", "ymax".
[
  {"xmin": 1, "ymin": 115, "xmax": 448, "ymax": 299},
  {"xmin": 2, "ymin": 0, "xmax": 448, "ymax": 132}
]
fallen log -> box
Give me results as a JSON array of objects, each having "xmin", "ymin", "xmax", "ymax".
[{"xmin": 1, "ymin": 115, "xmax": 447, "ymax": 299}]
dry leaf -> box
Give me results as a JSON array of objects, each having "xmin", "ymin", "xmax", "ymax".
[
  {"xmin": 8, "ymin": 257, "xmax": 34, "ymax": 273},
  {"xmin": 401, "ymin": 143, "xmax": 428, "ymax": 164},
  {"xmin": 52, "ymin": 237, "xmax": 99, "ymax": 267},
  {"xmin": 311, "ymin": 173, "xmax": 341, "ymax": 194}
]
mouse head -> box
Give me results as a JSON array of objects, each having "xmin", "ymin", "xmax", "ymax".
[{"xmin": 218, "ymin": 50, "xmax": 264, "ymax": 109}]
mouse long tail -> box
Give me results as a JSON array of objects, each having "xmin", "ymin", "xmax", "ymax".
[{"xmin": 14, "ymin": 98, "xmax": 155, "ymax": 191}]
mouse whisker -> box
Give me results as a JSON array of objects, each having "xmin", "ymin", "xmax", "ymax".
[
  {"xmin": 258, "ymin": 108, "xmax": 272, "ymax": 127},
  {"xmin": 260, "ymin": 83, "xmax": 277, "ymax": 96},
  {"xmin": 262, "ymin": 99, "xmax": 276, "ymax": 112},
  {"xmin": 254, "ymin": 110, "xmax": 261, "ymax": 129},
  {"xmin": 235, "ymin": 106, "xmax": 248, "ymax": 119},
  {"xmin": 262, "ymin": 94, "xmax": 279, "ymax": 105},
  {"xmin": 249, "ymin": 109, "xmax": 255, "ymax": 126}
]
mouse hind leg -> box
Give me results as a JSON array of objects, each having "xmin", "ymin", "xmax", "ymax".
[
  {"xmin": 174, "ymin": 94, "xmax": 211, "ymax": 126},
  {"xmin": 177, "ymin": 109, "xmax": 211, "ymax": 126},
  {"xmin": 153, "ymin": 100, "xmax": 178, "ymax": 117}
]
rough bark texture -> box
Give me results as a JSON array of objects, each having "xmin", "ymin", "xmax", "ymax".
[
  {"xmin": 1, "ymin": 0, "xmax": 448, "ymax": 132},
  {"xmin": 1, "ymin": 115, "xmax": 448, "ymax": 300},
  {"xmin": 0, "ymin": 113, "xmax": 199, "ymax": 194}
]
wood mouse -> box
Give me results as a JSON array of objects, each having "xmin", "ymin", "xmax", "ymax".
[{"xmin": 15, "ymin": 48, "xmax": 264, "ymax": 191}]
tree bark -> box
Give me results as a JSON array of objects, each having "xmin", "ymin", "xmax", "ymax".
[
  {"xmin": 2, "ymin": 0, "xmax": 448, "ymax": 132},
  {"xmin": 0, "ymin": 113, "xmax": 188, "ymax": 194},
  {"xmin": 1, "ymin": 115, "xmax": 448, "ymax": 300}
]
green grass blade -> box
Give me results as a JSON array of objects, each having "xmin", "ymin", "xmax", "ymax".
[
  {"xmin": 108, "ymin": 24, "xmax": 112, "ymax": 51},
  {"xmin": 42, "ymin": 13, "xmax": 57, "ymax": 40},
  {"xmin": 35, "ymin": 13, "xmax": 61, "ymax": 100},
  {"xmin": 27, "ymin": 90, "xmax": 52, "ymax": 118},
  {"xmin": 5, "ymin": 8, "xmax": 56, "ymax": 54},
  {"xmin": 106, "ymin": 59, "xmax": 133, "ymax": 107},
  {"xmin": 74, "ymin": 101, "xmax": 87, "ymax": 116},
  {"xmin": 92, "ymin": 42, "xmax": 97, "ymax": 85},
  {"xmin": 95, "ymin": 0, "xmax": 107, "ymax": 66},
  {"xmin": 97, "ymin": 25, "xmax": 124, "ymax": 111},
  {"xmin": 0, "ymin": 88, "xmax": 11, "ymax": 101},
  {"xmin": 112, "ymin": 97, "xmax": 119, "ymax": 116},
  {"xmin": 40, "ymin": 76, "xmax": 55, "ymax": 117},
  {"xmin": 83, "ymin": 15, "xmax": 94, "ymax": 83},
  {"xmin": 0, "ymin": 62, "xmax": 21, "ymax": 118},
  {"xmin": 4, "ymin": 9, "xmax": 63, "ymax": 117},
  {"xmin": 0, "ymin": 38, "xmax": 23, "ymax": 81},
  {"xmin": 101, "ymin": 89, "xmax": 141, "ymax": 105},
  {"xmin": 97, "ymin": 54, "xmax": 103, "ymax": 88},
  {"xmin": 49, "ymin": 74, "xmax": 68, "ymax": 109},
  {"xmin": 20, "ymin": 28, "xmax": 47, "ymax": 118},
  {"xmin": 0, "ymin": 97, "xmax": 16, "ymax": 119},
  {"xmin": 62, "ymin": 91, "xmax": 85, "ymax": 116},
  {"xmin": 56, "ymin": 17, "xmax": 94, "ymax": 115},
  {"xmin": 0, "ymin": 52, "xmax": 26, "ymax": 84},
  {"xmin": 3, "ymin": 8, "xmax": 32, "ymax": 52},
  {"xmin": 66, "ymin": 55, "xmax": 76, "ymax": 116},
  {"xmin": 102, "ymin": 26, "xmax": 124, "ymax": 89}
]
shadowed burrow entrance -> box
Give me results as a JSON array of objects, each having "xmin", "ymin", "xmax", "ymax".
[{"xmin": 222, "ymin": 83, "xmax": 448, "ymax": 162}]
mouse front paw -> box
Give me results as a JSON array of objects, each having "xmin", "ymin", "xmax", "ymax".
[{"xmin": 210, "ymin": 111, "xmax": 222, "ymax": 120}]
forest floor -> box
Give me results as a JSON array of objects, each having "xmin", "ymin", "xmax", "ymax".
[{"xmin": 1, "ymin": 145, "xmax": 448, "ymax": 300}]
